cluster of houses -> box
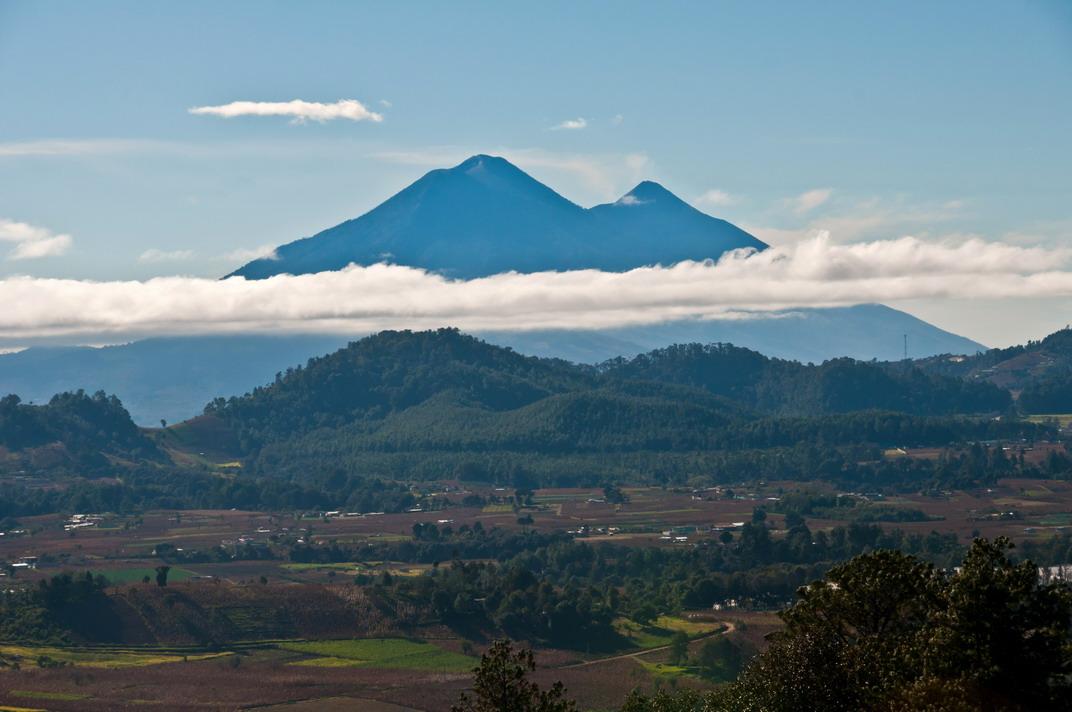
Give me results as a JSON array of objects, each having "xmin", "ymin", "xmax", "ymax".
[
  {"xmin": 1039, "ymin": 564, "xmax": 1072, "ymax": 583},
  {"xmin": 0, "ymin": 555, "xmax": 38, "ymax": 577},
  {"xmin": 567, "ymin": 525, "xmax": 621, "ymax": 537},
  {"xmin": 658, "ymin": 522, "xmax": 747, "ymax": 544},
  {"xmin": 301, "ymin": 510, "xmax": 387, "ymax": 519},
  {"xmin": 64, "ymin": 513, "xmax": 104, "ymax": 532}
]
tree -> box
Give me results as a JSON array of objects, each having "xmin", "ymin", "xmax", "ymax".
[
  {"xmin": 631, "ymin": 602, "xmax": 658, "ymax": 626},
  {"xmin": 920, "ymin": 537, "xmax": 1072, "ymax": 710},
  {"xmin": 668, "ymin": 630, "xmax": 689, "ymax": 666},
  {"xmin": 603, "ymin": 483, "xmax": 628, "ymax": 504},
  {"xmin": 452, "ymin": 639, "xmax": 576, "ymax": 712},
  {"xmin": 619, "ymin": 688, "xmax": 708, "ymax": 712},
  {"xmin": 154, "ymin": 565, "xmax": 170, "ymax": 587},
  {"xmin": 697, "ymin": 637, "xmax": 743, "ymax": 680},
  {"xmin": 717, "ymin": 538, "xmax": 1072, "ymax": 712}
]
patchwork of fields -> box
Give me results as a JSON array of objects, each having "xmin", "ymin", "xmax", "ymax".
[{"xmin": 1, "ymin": 479, "xmax": 1070, "ymax": 709}]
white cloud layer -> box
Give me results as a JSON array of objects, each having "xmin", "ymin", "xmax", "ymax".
[
  {"xmin": 551, "ymin": 117, "xmax": 588, "ymax": 130},
  {"xmin": 0, "ymin": 234, "xmax": 1069, "ymax": 344},
  {"xmin": 189, "ymin": 99, "xmax": 384, "ymax": 124},
  {"xmin": 0, "ymin": 219, "xmax": 72, "ymax": 260}
]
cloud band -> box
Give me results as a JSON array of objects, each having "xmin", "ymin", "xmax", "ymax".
[{"xmin": 1, "ymin": 234, "xmax": 1069, "ymax": 343}]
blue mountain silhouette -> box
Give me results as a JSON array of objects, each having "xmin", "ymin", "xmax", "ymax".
[{"xmin": 228, "ymin": 155, "xmax": 766, "ymax": 279}]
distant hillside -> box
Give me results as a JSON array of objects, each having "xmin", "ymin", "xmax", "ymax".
[
  {"xmin": 916, "ymin": 327, "xmax": 1072, "ymax": 413},
  {"xmin": 0, "ymin": 390, "xmax": 161, "ymax": 474},
  {"xmin": 600, "ymin": 341, "xmax": 1009, "ymax": 415},
  {"xmin": 0, "ymin": 306, "xmax": 984, "ymax": 426},
  {"xmin": 0, "ymin": 331, "xmax": 1047, "ymax": 498},
  {"xmin": 190, "ymin": 329, "xmax": 1018, "ymax": 481},
  {"xmin": 484, "ymin": 304, "xmax": 985, "ymax": 364},
  {"xmin": 228, "ymin": 155, "xmax": 766, "ymax": 280},
  {"xmin": 0, "ymin": 335, "xmax": 351, "ymax": 425}
]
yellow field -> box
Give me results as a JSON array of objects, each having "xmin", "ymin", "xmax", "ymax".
[{"xmin": 0, "ymin": 644, "xmax": 229, "ymax": 669}]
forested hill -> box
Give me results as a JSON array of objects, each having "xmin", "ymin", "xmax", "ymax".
[
  {"xmin": 0, "ymin": 331, "xmax": 1046, "ymax": 489},
  {"xmin": 602, "ymin": 342, "xmax": 1012, "ymax": 415},
  {"xmin": 205, "ymin": 330, "xmax": 1010, "ymax": 441},
  {"xmin": 914, "ymin": 326, "xmax": 1072, "ymax": 413},
  {"xmin": 190, "ymin": 330, "xmax": 1021, "ymax": 478},
  {"xmin": 0, "ymin": 390, "xmax": 161, "ymax": 472},
  {"xmin": 203, "ymin": 329, "xmax": 597, "ymax": 437}
]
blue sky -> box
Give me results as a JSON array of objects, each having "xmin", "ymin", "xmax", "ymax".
[{"xmin": 0, "ymin": 0, "xmax": 1070, "ymax": 346}]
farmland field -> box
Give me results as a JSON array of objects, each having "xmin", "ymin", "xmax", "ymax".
[
  {"xmin": 94, "ymin": 567, "xmax": 197, "ymax": 585},
  {"xmin": 281, "ymin": 638, "xmax": 475, "ymax": 671},
  {"xmin": 0, "ymin": 479, "xmax": 1070, "ymax": 710},
  {"xmin": 0, "ymin": 643, "xmax": 229, "ymax": 669}
]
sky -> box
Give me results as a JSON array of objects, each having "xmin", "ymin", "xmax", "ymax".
[{"xmin": 0, "ymin": 0, "xmax": 1070, "ymax": 348}]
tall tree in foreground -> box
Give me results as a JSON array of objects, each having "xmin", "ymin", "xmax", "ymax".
[
  {"xmin": 623, "ymin": 538, "xmax": 1072, "ymax": 711},
  {"xmin": 452, "ymin": 639, "xmax": 576, "ymax": 712},
  {"xmin": 723, "ymin": 538, "xmax": 1071, "ymax": 711}
]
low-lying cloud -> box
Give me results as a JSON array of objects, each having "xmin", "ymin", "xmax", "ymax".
[
  {"xmin": 189, "ymin": 99, "xmax": 384, "ymax": 124},
  {"xmin": 2, "ymin": 234, "xmax": 1069, "ymax": 345},
  {"xmin": 0, "ymin": 219, "xmax": 72, "ymax": 260}
]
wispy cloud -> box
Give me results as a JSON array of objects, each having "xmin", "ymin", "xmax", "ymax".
[
  {"xmin": 189, "ymin": 99, "xmax": 384, "ymax": 124},
  {"xmin": 550, "ymin": 117, "xmax": 588, "ymax": 131},
  {"xmin": 0, "ymin": 219, "xmax": 72, "ymax": 260},
  {"xmin": 139, "ymin": 249, "xmax": 195, "ymax": 263},
  {"xmin": 0, "ymin": 139, "xmax": 162, "ymax": 158},
  {"xmin": 788, "ymin": 188, "xmax": 833, "ymax": 215},
  {"xmin": 611, "ymin": 114, "xmax": 624, "ymax": 127},
  {"xmin": 218, "ymin": 244, "xmax": 280, "ymax": 262},
  {"xmin": 695, "ymin": 189, "xmax": 738, "ymax": 208},
  {"xmin": 0, "ymin": 235, "xmax": 1068, "ymax": 343},
  {"xmin": 748, "ymin": 195, "xmax": 968, "ymax": 246}
]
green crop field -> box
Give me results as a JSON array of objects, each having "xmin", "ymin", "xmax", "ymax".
[
  {"xmin": 637, "ymin": 659, "xmax": 691, "ymax": 680},
  {"xmin": 280, "ymin": 638, "xmax": 474, "ymax": 671},
  {"xmin": 481, "ymin": 504, "xmax": 515, "ymax": 513},
  {"xmin": 613, "ymin": 615, "xmax": 721, "ymax": 650},
  {"xmin": 280, "ymin": 562, "xmax": 367, "ymax": 572},
  {"xmin": 1026, "ymin": 414, "xmax": 1072, "ymax": 428},
  {"xmin": 11, "ymin": 691, "xmax": 89, "ymax": 702}
]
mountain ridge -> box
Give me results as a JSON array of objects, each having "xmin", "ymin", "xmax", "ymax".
[
  {"xmin": 0, "ymin": 307, "xmax": 986, "ymax": 426},
  {"xmin": 227, "ymin": 154, "xmax": 767, "ymax": 279}
]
